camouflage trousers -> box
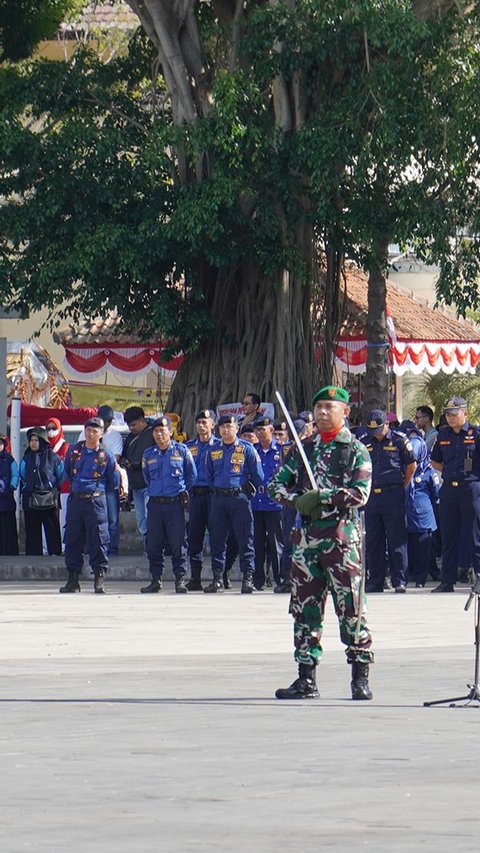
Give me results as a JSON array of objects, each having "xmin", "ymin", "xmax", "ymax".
[{"xmin": 289, "ymin": 526, "xmax": 373, "ymax": 666}]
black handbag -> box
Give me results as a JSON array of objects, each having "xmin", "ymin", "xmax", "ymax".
[{"xmin": 29, "ymin": 489, "xmax": 58, "ymax": 510}]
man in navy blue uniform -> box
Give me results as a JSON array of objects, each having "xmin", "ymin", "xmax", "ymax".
[
  {"xmin": 430, "ymin": 396, "xmax": 480, "ymax": 592},
  {"xmin": 205, "ymin": 414, "xmax": 264, "ymax": 593},
  {"xmin": 361, "ymin": 410, "xmax": 416, "ymax": 593},
  {"xmin": 141, "ymin": 416, "xmax": 197, "ymax": 594},
  {"xmin": 251, "ymin": 417, "xmax": 284, "ymax": 590},
  {"xmin": 185, "ymin": 410, "xmax": 221, "ymax": 591},
  {"xmin": 60, "ymin": 417, "xmax": 118, "ymax": 594}
]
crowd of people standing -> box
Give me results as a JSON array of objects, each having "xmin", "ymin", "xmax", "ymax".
[{"xmin": 1, "ymin": 393, "xmax": 478, "ymax": 608}]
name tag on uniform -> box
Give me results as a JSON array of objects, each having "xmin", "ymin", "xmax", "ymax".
[
  {"xmin": 171, "ymin": 452, "xmax": 182, "ymax": 460},
  {"xmin": 383, "ymin": 445, "xmax": 396, "ymax": 451},
  {"xmin": 211, "ymin": 450, "xmax": 223, "ymax": 460}
]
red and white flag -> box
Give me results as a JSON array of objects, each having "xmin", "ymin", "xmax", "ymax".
[{"xmin": 386, "ymin": 306, "xmax": 397, "ymax": 344}]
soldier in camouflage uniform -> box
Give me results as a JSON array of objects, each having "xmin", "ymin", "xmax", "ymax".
[{"xmin": 268, "ymin": 386, "xmax": 374, "ymax": 701}]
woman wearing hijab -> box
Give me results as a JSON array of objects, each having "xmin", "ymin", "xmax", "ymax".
[
  {"xmin": 46, "ymin": 418, "xmax": 70, "ymax": 544},
  {"xmin": 19, "ymin": 427, "xmax": 64, "ymax": 556},
  {"xmin": 0, "ymin": 434, "xmax": 19, "ymax": 555}
]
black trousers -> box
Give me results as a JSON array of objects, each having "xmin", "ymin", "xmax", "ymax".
[
  {"xmin": 253, "ymin": 510, "xmax": 283, "ymax": 587},
  {"xmin": 24, "ymin": 507, "xmax": 62, "ymax": 555}
]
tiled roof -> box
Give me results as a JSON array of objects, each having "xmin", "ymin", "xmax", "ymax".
[
  {"xmin": 60, "ymin": 1, "xmax": 138, "ymax": 33},
  {"xmin": 53, "ymin": 309, "xmax": 136, "ymax": 345},
  {"xmin": 339, "ymin": 267, "xmax": 480, "ymax": 342},
  {"xmin": 54, "ymin": 268, "xmax": 480, "ymax": 346}
]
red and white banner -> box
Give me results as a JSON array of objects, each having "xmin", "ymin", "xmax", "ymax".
[{"xmin": 335, "ymin": 337, "xmax": 480, "ymax": 375}]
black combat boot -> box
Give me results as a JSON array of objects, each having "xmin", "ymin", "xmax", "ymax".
[
  {"xmin": 351, "ymin": 661, "xmax": 373, "ymax": 701},
  {"xmin": 275, "ymin": 663, "xmax": 319, "ymax": 700},
  {"xmin": 140, "ymin": 578, "xmax": 162, "ymax": 593},
  {"xmin": 93, "ymin": 570, "xmax": 106, "ymax": 594},
  {"xmin": 273, "ymin": 579, "xmax": 291, "ymax": 594},
  {"xmin": 175, "ymin": 575, "xmax": 188, "ymax": 594},
  {"xmin": 223, "ymin": 570, "xmax": 232, "ymax": 590},
  {"xmin": 186, "ymin": 570, "xmax": 203, "ymax": 591},
  {"xmin": 59, "ymin": 570, "xmax": 81, "ymax": 594},
  {"xmin": 204, "ymin": 575, "xmax": 224, "ymax": 593},
  {"xmin": 241, "ymin": 571, "xmax": 254, "ymax": 594}
]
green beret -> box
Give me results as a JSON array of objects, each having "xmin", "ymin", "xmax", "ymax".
[{"xmin": 311, "ymin": 386, "xmax": 349, "ymax": 406}]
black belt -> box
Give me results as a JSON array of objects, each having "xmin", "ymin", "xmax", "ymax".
[
  {"xmin": 151, "ymin": 496, "xmax": 181, "ymax": 504},
  {"xmin": 371, "ymin": 484, "xmax": 402, "ymax": 494},
  {"xmin": 444, "ymin": 480, "xmax": 479, "ymax": 487},
  {"xmin": 191, "ymin": 487, "xmax": 211, "ymax": 495},
  {"xmin": 214, "ymin": 488, "xmax": 242, "ymax": 496},
  {"xmin": 72, "ymin": 491, "xmax": 102, "ymax": 501}
]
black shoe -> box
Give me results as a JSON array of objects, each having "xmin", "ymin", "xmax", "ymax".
[
  {"xmin": 274, "ymin": 581, "xmax": 291, "ymax": 594},
  {"xmin": 186, "ymin": 578, "xmax": 203, "ymax": 591},
  {"xmin": 254, "ymin": 584, "xmax": 266, "ymax": 591},
  {"xmin": 351, "ymin": 662, "xmax": 373, "ymax": 701},
  {"xmin": 204, "ymin": 578, "xmax": 224, "ymax": 593},
  {"xmin": 241, "ymin": 572, "xmax": 254, "ymax": 594},
  {"xmin": 223, "ymin": 571, "xmax": 232, "ymax": 590},
  {"xmin": 431, "ymin": 582, "xmax": 455, "ymax": 593},
  {"xmin": 276, "ymin": 663, "xmax": 319, "ymax": 700},
  {"xmin": 415, "ymin": 583, "xmax": 425, "ymax": 588},
  {"xmin": 365, "ymin": 584, "xmax": 383, "ymax": 593},
  {"xmin": 458, "ymin": 568, "xmax": 472, "ymax": 584},
  {"xmin": 265, "ymin": 577, "xmax": 273, "ymax": 588},
  {"xmin": 175, "ymin": 576, "xmax": 188, "ymax": 594},
  {"xmin": 395, "ymin": 584, "xmax": 407, "ymax": 594},
  {"xmin": 59, "ymin": 571, "xmax": 81, "ymax": 594},
  {"xmin": 384, "ymin": 577, "xmax": 393, "ymax": 590},
  {"xmin": 140, "ymin": 579, "xmax": 162, "ymax": 593},
  {"xmin": 94, "ymin": 571, "xmax": 106, "ymax": 594}
]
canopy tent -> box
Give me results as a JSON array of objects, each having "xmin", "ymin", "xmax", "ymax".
[
  {"xmin": 53, "ymin": 313, "xmax": 181, "ymax": 379},
  {"xmin": 55, "ymin": 273, "xmax": 480, "ymax": 380},
  {"xmin": 334, "ymin": 271, "xmax": 480, "ymax": 376},
  {"xmin": 335, "ymin": 338, "xmax": 480, "ymax": 375},
  {"xmin": 61, "ymin": 342, "xmax": 182, "ymax": 379}
]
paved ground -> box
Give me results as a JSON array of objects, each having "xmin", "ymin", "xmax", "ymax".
[{"xmin": 1, "ymin": 578, "xmax": 480, "ymax": 852}]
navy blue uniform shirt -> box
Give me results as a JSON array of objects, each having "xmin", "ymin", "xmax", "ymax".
[
  {"xmin": 251, "ymin": 439, "xmax": 283, "ymax": 511},
  {"xmin": 186, "ymin": 435, "xmax": 221, "ymax": 487},
  {"xmin": 64, "ymin": 442, "xmax": 117, "ymax": 495},
  {"xmin": 361, "ymin": 429, "xmax": 415, "ymax": 488},
  {"xmin": 142, "ymin": 441, "xmax": 197, "ymax": 496},
  {"xmin": 206, "ymin": 439, "xmax": 263, "ymax": 489},
  {"xmin": 430, "ymin": 422, "xmax": 480, "ymax": 483}
]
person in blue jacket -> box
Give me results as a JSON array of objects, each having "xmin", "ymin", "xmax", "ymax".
[
  {"xmin": 60, "ymin": 417, "xmax": 117, "ymax": 594},
  {"xmin": 185, "ymin": 409, "xmax": 221, "ymax": 591},
  {"xmin": 0, "ymin": 434, "xmax": 19, "ymax": 555},
  {"xmin": 251, "ymin": 417, "xmax": 284, "ymax": 590},
  {"xmin": 20, "ymin": 426, "xmax": 64, "ymax": 557},
  {"xmin": 399, "ymin": 421, "xmax": 441, "ymax": 587},
  {"xmin": 205, "ymin": 414, "xmax": 264, "ymax": 593},
  {"xmin": 141, "ymin": 416, "xmax": 197, "ymax": 594}
]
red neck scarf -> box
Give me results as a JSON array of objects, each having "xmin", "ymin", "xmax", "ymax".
[{"xmin": 320, "ymin": 426, "xmax": 342, "ymax": 444}]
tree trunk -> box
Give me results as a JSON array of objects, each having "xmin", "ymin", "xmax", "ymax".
[
  {"xmin": 364, "ymin": 239, "xmax": 390, "ymax": 416},
  {"xmin": 167, "ymin": 223, "xmax": 316, "ymax": 435},
  {"xmin": 317, "ymin": 245, "xmax": 344, "ymax": 387}
]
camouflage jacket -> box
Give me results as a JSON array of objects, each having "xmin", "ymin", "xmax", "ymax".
[{"xmin": 267, "ymin": 427, "xmax": 372, "ymax": 532}]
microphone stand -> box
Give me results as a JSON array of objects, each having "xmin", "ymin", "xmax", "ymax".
[{"xmin": 424, "ymin": 575, "xmax": 480, "ymax": 707}]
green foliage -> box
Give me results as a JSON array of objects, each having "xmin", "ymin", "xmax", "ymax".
[
  {"xmin": 1, "ymin": 0, "xmax": 480, "ymax": 350},
  {"xmin": 0, "ymin": 0, "xmax": 83, "ymax": 61},
  {"xmin": 413, "ymin": 372, "xmax": 480, "ymax": 425}
]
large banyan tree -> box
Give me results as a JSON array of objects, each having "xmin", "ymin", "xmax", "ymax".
[{"xmin": 1, "ymin": 1, "xmax": 480, "ymax": 426}]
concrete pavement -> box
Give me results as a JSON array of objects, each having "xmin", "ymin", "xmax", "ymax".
[{"xmin": 1, "ymin": 580, "xmax": 479, "ymax": 852}]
